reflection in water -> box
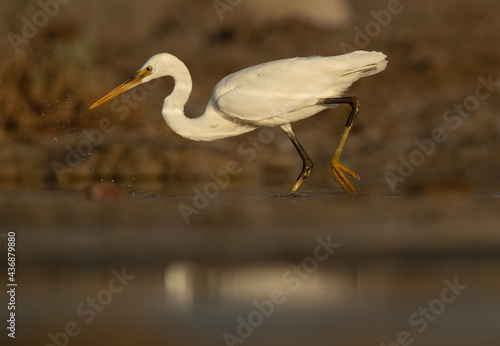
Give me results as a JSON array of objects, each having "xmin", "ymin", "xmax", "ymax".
[
  {"xmin": 164, "ymin": 261, "xmax": 197, "ymax": 310},
  {"xmin": 13, "ymin": 258, "xmax": 500, "ymax": 346},
  {"xmin": 164, "ymin": 262, "xmax": 358, "ymax": 313},
  {"xmin": 159, "ymin": 258, "xmax": 500, "ymax": 346},
  {"xmin": 3, "ymin": 191, "xmax": 500, "ymax": 345},
  {"xmin": 164, "ymin": 235, "xmax": 358, "ymax": 316}
]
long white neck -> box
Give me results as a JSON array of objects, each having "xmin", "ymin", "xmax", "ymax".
[
  {"xmin": 160, "ymin": 57, "xmax": 215, "ymax": 141},
  {"xmin": 158, "ymin": 54, "xmax": 255, "ymax": 141}
]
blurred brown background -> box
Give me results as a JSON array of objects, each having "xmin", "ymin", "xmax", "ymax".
[
  {"xmin": 1, "ymin": 1, "xmax": 500, "ymax": 346},
  {"xmin": 1, "ymin": 0, "xmax": 499, "ymax": 193}
]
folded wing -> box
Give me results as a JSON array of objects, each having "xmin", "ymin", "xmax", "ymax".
[{"xmin": 214, "ymin": 51, "xmax": 387, "ymax": 125}]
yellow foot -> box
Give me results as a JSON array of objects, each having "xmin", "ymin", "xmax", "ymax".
[
  {"xmin": 331, "ymin": 161, "xmax": 360, "ymax": 196},
  {"xmin": 288, "ymin": 181, "xmax": 302, "ymax": 195},
  {"xmin": 287, "ymin": 174, "xmax": 307, "ymax": 195}
]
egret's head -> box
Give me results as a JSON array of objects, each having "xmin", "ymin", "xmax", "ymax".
[{"xmin": 89, "ymin": 54, "xmax": 172, "ymax": 109}]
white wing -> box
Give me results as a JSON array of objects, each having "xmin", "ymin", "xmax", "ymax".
[{"xmin": 213, "ymin": 51, "xmax": 387, "ymax": 125}]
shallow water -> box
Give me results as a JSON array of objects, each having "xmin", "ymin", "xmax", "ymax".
[{"xmin": 1, "ymin": 190, "xmax": 500, "ymax": 345}]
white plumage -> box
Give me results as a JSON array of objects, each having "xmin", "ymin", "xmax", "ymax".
[
  {"xmin": 215, "ymin": 52, "xmax": 386, "ymax": 125},
  {"xmin": 90, "ymin": 50, "xmax": 387, "ymax": 195}
]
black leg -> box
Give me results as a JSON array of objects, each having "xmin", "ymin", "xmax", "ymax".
[
  {"xmin": 318, "ymin": 96, "xmax": 360, "ymax": 127},
  {"xmin": 281, "ymin": 125, "xmax": 313, "ymax": 195}
]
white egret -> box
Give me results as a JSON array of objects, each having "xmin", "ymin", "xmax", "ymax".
[{"xmin": 90, "ymin": 50, "xmax": 387, "ymax": 195}]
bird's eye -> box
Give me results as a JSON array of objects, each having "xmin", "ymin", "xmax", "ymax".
[{"xmin": 146, "ymin": 66, "xmax": 152, "ymax": 72}]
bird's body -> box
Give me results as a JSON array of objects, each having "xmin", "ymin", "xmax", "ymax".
[{"xmin": 91, "ymin": 51, "xmax": 387, "ymax": 195}]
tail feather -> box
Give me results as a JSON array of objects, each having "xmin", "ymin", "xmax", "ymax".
[
  {"xmin": 343, "ymin": 51, "xmax": 388, "ymax": 77},
  {"xmin": 316, "ymin": 51, "xmax": 387, "ymax": 101}
]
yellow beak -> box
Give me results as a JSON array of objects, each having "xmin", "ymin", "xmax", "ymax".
[{"xmin": 89, "ymin": 68, "xmax": 152, "ymax": 109}]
